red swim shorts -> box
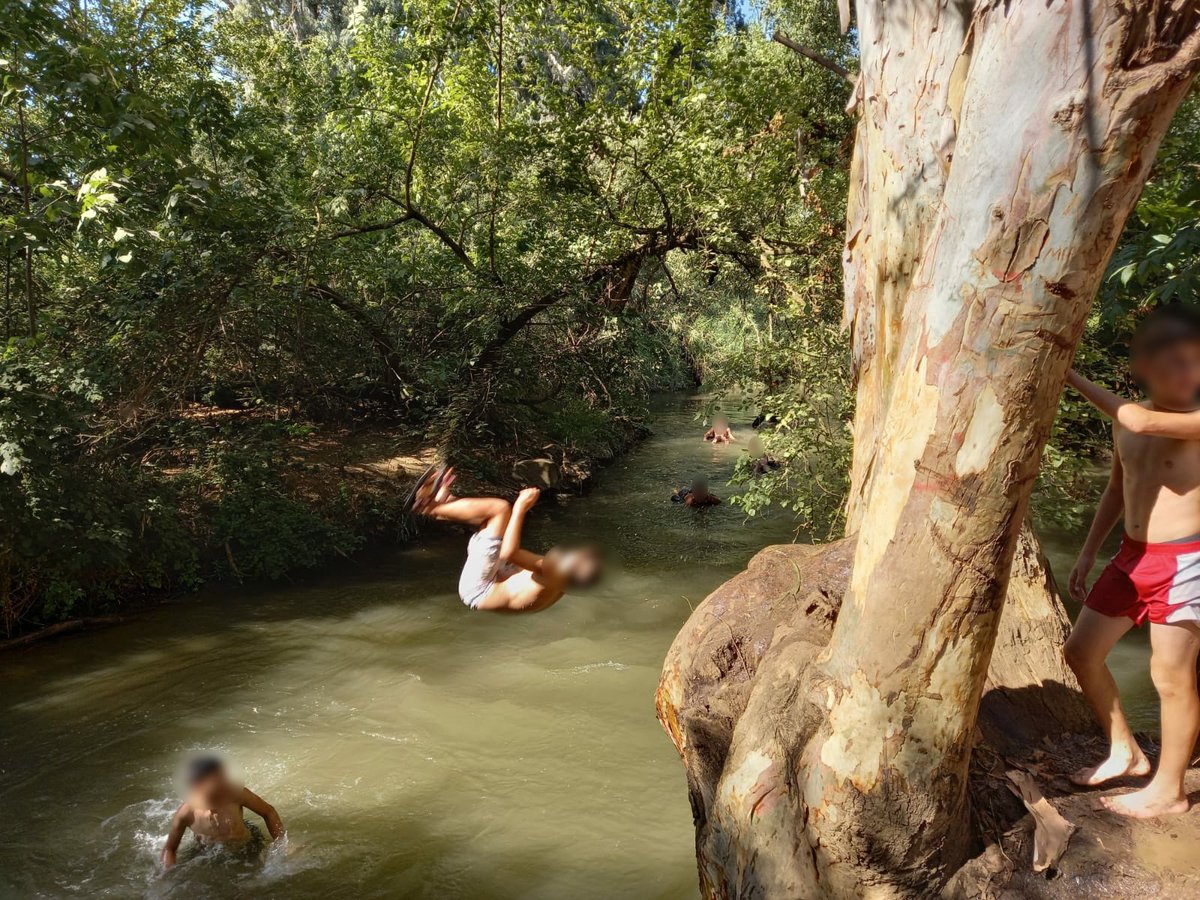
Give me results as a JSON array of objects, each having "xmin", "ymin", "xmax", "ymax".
[{"xmin": 1086, "ymin": 536, "xmax": 1200, "ymax": 626}]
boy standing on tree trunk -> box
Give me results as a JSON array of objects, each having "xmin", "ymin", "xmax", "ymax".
[{"xmin": 1065, "ymin": 306, "xmax": 1200, "ymax": 819}]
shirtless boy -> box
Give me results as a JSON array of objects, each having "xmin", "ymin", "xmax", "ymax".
[
  {"xmin": 672, "ymin": 478, "xmax": 721, "ymax": 507},
  {"xmin": 1064, "ymin": 305, "xmax": 1200, "ymax": 819},
  {"xmin": 704, "ymin": 416, "xmax": 735, "ymax": 445},
  {"xmin": 161, "ymin": 756, "xmax": 284, "ymax": 869},
  {"xmin": 413, "ymin": 468, "xmax": 601, "ymax": 613}
]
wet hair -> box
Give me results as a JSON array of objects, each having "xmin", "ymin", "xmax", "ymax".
[
  {"xmin": 187, "ymin": 755, "xmax": 225, "ymax": 786},
  {"xmin": 1131, "ymin": 304, "xmax": 1200, "ymax": 359}
]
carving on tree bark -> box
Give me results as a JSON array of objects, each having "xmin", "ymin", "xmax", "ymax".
[{"xmin": 659, "ymin": 2, "xmax": 1200, "ymax": 896}]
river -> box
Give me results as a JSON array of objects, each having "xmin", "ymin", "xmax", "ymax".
[{"xmin": 0, "ymin": 395, "xmax": 1155, "ymax": 899}]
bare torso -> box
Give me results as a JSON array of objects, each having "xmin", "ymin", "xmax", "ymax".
[
  {"xmin": 476, "ymin": 568, "xmax": 565, "ymax": 613},
  {"xmin": 1116, "ymin": 418, "xmax": 1200, "ymax": 542},
  {"xmin": 187, "ymin": 792, "xmax": 251, "ymax": 845}
]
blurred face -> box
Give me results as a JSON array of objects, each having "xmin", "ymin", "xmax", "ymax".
[
  {"xmin": 714, "ymin": 417, "xmax": 728, "ymax": 431},
  {"xmin": 189, "ymin": 768, "xmax": 232, "ymax": 802},
  {"xmin": 1134, "ymin": 339, "xmax": 1200, "ymax": 407},
  {"xmin": 548, "ymin": 546, "xmax": 602, "ymax": 587}
]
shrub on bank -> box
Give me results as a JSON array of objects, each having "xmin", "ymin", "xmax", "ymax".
[{"xmin": 0, "ymin": 354, "xmax": 383, "ymax": 638}]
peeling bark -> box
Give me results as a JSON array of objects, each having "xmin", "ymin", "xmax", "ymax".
[
  {"xmin": 661, "ymin": 2, "xmax": 1200, "ymax": 896},
  {"xmin": 657, "ymin": 537, "xmax": 1090, "ymax": 897}
]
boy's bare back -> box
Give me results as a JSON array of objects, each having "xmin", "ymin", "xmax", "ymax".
[{"xmin": 475, "ymin": 565, "xmax": 567, "ymax": 612}]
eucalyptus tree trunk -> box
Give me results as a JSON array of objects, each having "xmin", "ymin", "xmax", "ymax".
[{"xmin": 660, "ymin": 2, "xmax": 1200, "ymax": 896}]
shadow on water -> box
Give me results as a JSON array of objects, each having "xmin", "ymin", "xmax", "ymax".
[{"xmin": 0, "ymin": 394, "xmax": 798, "ymax": 900}]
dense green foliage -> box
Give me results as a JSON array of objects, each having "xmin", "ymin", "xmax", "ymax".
[
  {"xmin": 3, "ymin": 0, "xmax": 1194, "ymax": 635},
  {"xmin": 1, "ymin": 0, "xmax": 851, "ymax": 632}
]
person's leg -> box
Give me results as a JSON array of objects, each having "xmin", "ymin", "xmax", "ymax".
[
  {"xmin": 1102, "ymin": 621, "xmax": 1200, "ymax": 818},
  {"xmin": 1063, "ymin": 606, "xmax": 1149, "ymax": 785},
  {"xmin": 416, "ymin": 468, "xmax": 511, "ymax": 537},
  {"xmin": 427, "ymin": 495, "xmax": 510, "ymax": 537}
]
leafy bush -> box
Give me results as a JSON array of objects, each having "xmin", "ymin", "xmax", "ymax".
[
  {"xmin": 0, "ymin": 351, "xmax": 198, "ymax": 633},
  {"xmin": 201, "ymin": 433, "xmax": 362, "ymax": 580}
]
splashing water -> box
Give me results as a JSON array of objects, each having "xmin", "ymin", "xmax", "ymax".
[
  {"xmin": 0, "ymin": 395, "xmax": 1154, "ymax": 898},
  {"xmin": 0, "ymin": 395, "xmax": 800, "ymax": 899}
]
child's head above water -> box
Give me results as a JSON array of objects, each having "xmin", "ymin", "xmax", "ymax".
[
  {"xmin": 545, "ymin": 543, "xmax": 603, "ymax": 588},
  {"xmin": 1131, "ymin": 304, "xmax": 1200, "ymax": 407},
  {"xmin": 186, "ymin": 754, "xmax": 233, "ymax": 799}
]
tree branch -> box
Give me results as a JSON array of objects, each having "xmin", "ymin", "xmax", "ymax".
[
  {"xmin": 772, "ymin": 32, "xmax": 856, "ymax": 86},
  {"xmin": 327, "ymin": 214, "xmax": 415, "ymax": 240},
  {"xmin": 406, "ymin": 205, "xmax": 480, "ymax": 275},
  {"xmin": 405, "ymin": 0, "xmax": 466, "ymax": 206},
  {"xmin": 634, "ymin": 160, "xmax": 674, "ymax": 238},
  {"xmin": 308, "ymin": 283, "xmax": 411, "ymax": 390},
  {"xmin": 473, "ymin": 230, "xmax": 701, "ymax": 370},
  {"xmin": 326, "ymin": 196, "xmax": 490, "ymax": 282}
]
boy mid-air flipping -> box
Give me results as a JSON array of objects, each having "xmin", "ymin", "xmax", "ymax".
[
  {"xmin": 412, "ymin": 468, "xmax": 601, "ymax": 612},
  {"xmin": 1064, "ymin": 306, "xmax": 1200, "ymax": 819}
]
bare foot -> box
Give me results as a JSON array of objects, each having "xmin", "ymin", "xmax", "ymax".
[
  {"xmin": 412, "ymin": 465, "xmax": 450, "ymax": 513},
  {"xmin": 1069, "ymin": 747, "xmax": 1151, "ymax": 787},
  {"xmin": 434, "ymin": 468, "xmax": 455, "ymax": 503},
  {"xmin": 1101, "ymin": 787, "xmax": 1190, "ymax": 819}
]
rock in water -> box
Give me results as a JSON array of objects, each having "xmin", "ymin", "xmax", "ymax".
[{"xmin": 512, "ymin": 458, "xmax": 560, "ymax": 488}]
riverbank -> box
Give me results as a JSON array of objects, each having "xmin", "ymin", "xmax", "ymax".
[
  {"xmin": 0, "ymin": 393, "xmax": 794, "ymax": 899},
  {"xmin": 1, "ymin": 401, "xmax": 649, "ymax": 645}
]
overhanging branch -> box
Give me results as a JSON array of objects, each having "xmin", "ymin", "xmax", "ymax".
[
  {"xmin": 473, "ymin": 229, "xmax": 702, "ymax": 370},
  {"xmin": 308, "ymin": 283, "xmax": 411, "ymax": 389},
  {"xmin": 772, "ymin": 32, "xmax": 856, "ymax": 86},
  {"xmin": 327, "ymin": 214, "xmax": 415, "ymax": 240}
]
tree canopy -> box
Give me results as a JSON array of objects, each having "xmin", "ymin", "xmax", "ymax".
[
  {"xmin": 1, "ymin": 0, "xmax": 853, "ymax": 631},
  {"xmin": 2, "ymin": 0, "xmax": 1196, "ymax": 633}
]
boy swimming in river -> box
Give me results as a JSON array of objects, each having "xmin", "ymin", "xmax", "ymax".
[
  {"xmin": 161, "ymin": 755, "xmax": 284, "ymax": 869},
  {"xmin": 412, "ymin": 468, "xmax": 601, "ymax": 612},
  {"xmin": 704, "ymin": 416, "xmax": 735, "ymax": 444},
  {"xmin": 1063, "ymin": 306, "xmax": 1200, "ymax": 819},
  {"xmin": 672, "ymin": 478, "xmax": 721, "ymax": 507}
]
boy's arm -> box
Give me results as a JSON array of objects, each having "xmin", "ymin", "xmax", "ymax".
[
  {"xmin": 499, "ymin": 488, "xmax": 544, "ymax": 572},
  {"xmin": 241, "ymin": 788, "xmax": 284, "ymax": 840},
  {"xmin": 161, "ymin": 803, "xmax": 193, "ymax": 870},
  {"xmin": 1068, "ymin": 444, "xmax": 1124, "ymax": 602},
  {"xmin": 505, "ymin": 547, "xmax": 545, "ymax": 571},
  {"xmin": 1067, "ymin": 370, "xmax": 1200, "ymax": 437}
]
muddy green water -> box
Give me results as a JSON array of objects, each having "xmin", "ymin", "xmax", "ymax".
[
  {"xmin": 0, "ymin": 396, "xmax": 798, "ymax": 899},
  {"xmin": 0, "ymin": 395, "xmax": 1154, "ymax": 899}
]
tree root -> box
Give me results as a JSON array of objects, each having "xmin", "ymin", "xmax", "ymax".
[
  {"xmin": 0, "ymin": 615, "xmax": 128, "ymax": 651},
  {"xmin": 657, "ymin": 535, "xmax": 1200, "ymax": 898}
]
